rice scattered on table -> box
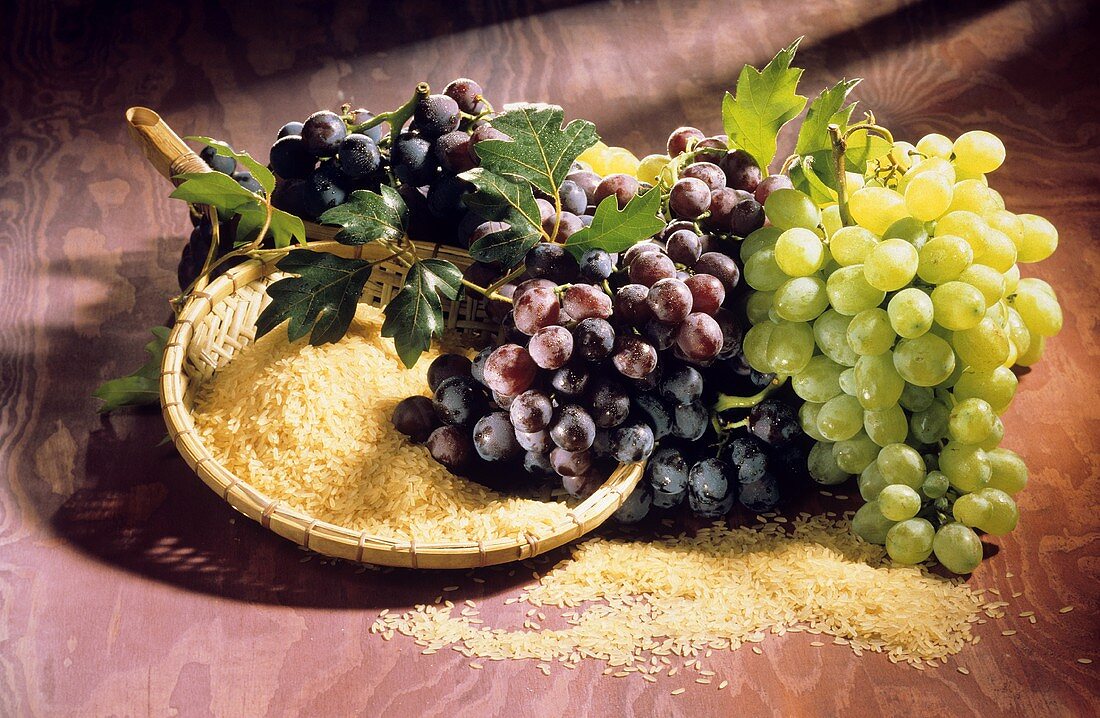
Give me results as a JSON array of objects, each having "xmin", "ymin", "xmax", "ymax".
[
  {"xmin": 374, "ymin": 515, "xmax": 992, "ymax": 667},
  {"xmin": 192, "ymin": 304, "xmax": 574, "ymax": 542}
]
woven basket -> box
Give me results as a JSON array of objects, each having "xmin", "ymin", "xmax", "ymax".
[{"xmin": 129, "ymin": 107, "xmax": 644, "ymax": 569}]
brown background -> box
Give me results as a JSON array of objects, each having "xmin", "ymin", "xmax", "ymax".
[{"xmin": 2, "ymin": 0, "xmax": 1099, "ymax": 716}]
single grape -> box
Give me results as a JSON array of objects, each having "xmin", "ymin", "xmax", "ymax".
[
  {"xmin": 550, "ymin": 447, "xmax": 593, "ymax": 477},
  {"xmin": 670, "ymin": 401, "xmax": 708, "ymax": 440},
  {"xmin": 986, "ymin": 448, "xmax": 1028, "ymax": 494},
  {"xmin": 1015, "ymin": 213, "xmax": 1058, "ymax": 263},
  {"xmin": 391, "ymin": 132, "xmax": 438, "ymax": 186},
  {"xmin": 508, "ymin": 390, "xmax": 553, "ymax": 433},
  {"xmin": 792, "ymin": 355, "xmax": 845, "ymax": 403},
  {"xmin": 526, "ymin": 242, "xmax": 580, "ymax": 284},
  {"xmin": 473, "ymin": 412, "xmax": 521, "ymax": 462},
  {"xmin": 594, "ymin": 173, "xmax": 640, "ymax": 209},
  {"xmin": 848, "ymin": 186, "xmax": 908, "ymax": 235},
  {"xmin": 676, "ymin": 313, "xmax": 723, "ymax": 363},
  {"xmin": 549, "ymin": 362, "xmax": 591, "ymax": 398},
  {"xmin": 885, "ymin": 518, "xmax": 935, "ymax": 564},
  {"xmin": 277, "ymin": 121, "xmax": 304, "ymax": 139},
  {"xmin": 892, "ymin": 334, "xmax": 956, "ymax": 387},
  {"xmin": 863, "ymin": 238, "xmax": 919, "ymax": 291},
  {"xmin": 754, "ymin": 174, "xmax": 794, "ymax": 205},
  {"xmin": 922, "ymin": 471, "xmax": 950, "ymax": 499},
  {"xmin": 816, "ymin": 394, "xmax": 864, "ymax": 442},
  {"xmin": 434, "ymin": 131, "xmax": 478, "ymax": 173},
  {"xmin": 808, "ymin": 441, "xmax": 849, "ymax": 485},
  {"xmin": 561, "ymin": 470, "xmax": 603, "ymax": 499},
  {"xmin": 666, "ymin": 229, "xmax": 703, "ymax": 266},
  {"xmin": 513, "ymin": 286, "xmax": 561, "ymax": 335},
  {"xmin": 846, "ymin": 308, "xmax": 896, "ymax": 357},
  {"xmin": 515, "ymin": 428, "xmax": 552, "ymax": 454},
  {"xmin": 609, "ymin": 422, "xmax": 655, "ymax": 462},
  {"xmin": 391, "ymin": 395, "xmax": 439, "ymax": 443},
  {"xmin": 523, "ymin": 449, "xmax": 554, "ymax": 477},
  {"xmin": 443, "ymin": 78, "xmax": 485, "ymax": 113},
  {"xmin": 647, "ymin": 448, "xmax": 689, "ymax": 508},
  {"xmin": 826, "ymin": 265, "xmax": 886, "ymax": 316},
  {"xmin": 550, "ymin": 405, "xmax": 597, "ymax": 452},
  {"xmin": 694, "ymin": 253, "xmax": 740, "ymax": 291},
  {"xmin": 483, "ymin": 344, "xmax": 538, "ymax": 396},
  {"xmin": 414, "ymin": 94, "xmax": 461, "ymax": 138},
  {"xmin": 667, "ymin": 126, "xmax": 706, "ymax": 156},
  {"xmin": 878, "ymin": 484, "xmax": 921, "ymax": 521},
  {"xmin": 953, "ymin": 130, "xmax": 1006, "ymax": 175},
  {"xmin": 199, "ymin": 145, "xmax": 236, "ymax": 175},
  {"xmin": 775, "ymin": 228, "xmax": 825, "ymax": 276},
  {"xmin": 647, "ymin": 278, "xmax": 694, "ymax": 324},
  {"xmin": 730, "ymin": 199, "xmax": 766, "ymax": 236},
  {"xmin": 232, "ymin": 171, "xmax": 262, "ymax": 193},
  {"xmin": 719, "ymin": 149, "xmax": 762, "ymax": 192},
  {"xmin": 579, "ymin": 249, "xmax": 613, "ymax": 283},
  {"xmin": 748, "ymin": 398, "xmax": 801, "ymax": 447},
  {"xmin": 427, "ymin": 354, "xmax": 472, "ymax": 392},
  {"xmin": 833, "ymin": 432, "xmax": 879, "ymax": 474},
  {"xmin": 670, "ymin": 177, "xmax": 712, "ymax": 219},
  {"xmin": 887, "ymin": 288, "xmax": 934, "ymax": 339},
  {"xmin": 301, "ymin": 110, "xmax": 347, "ymax": 157},
  {"xmin": 337, "ymin": 133, "xmax": 381, "ymax": 178},
  {"xmin": 947, "ymin": 397, "xmax": 997, "ymax": 445},
  {"xmin": 682, "ymin": 161, "xmax": 726, "ymax": 190},
  {"xmin": 614, "ymin": 284, "xmax": 654, "ymax": 327},
  {"xmin": 660, "ymin": 364, "xmax": 704, "ymax": 405},
  {"xmin": 426, "ymin": 425, "xmax": 475, "ymax": 473},
  {"xmin": 689, "ymin": 458, "xmax": 731, "ymax": 503},
  {"xmin": 612, "ymin": 336, "xmax": 658, "ymax": 379},
  {"xmin": 764, "ymin": 188, "xmax": 821, "ymax": 230},
  {"xmin": 830, "ymin": 226, "xmax": 880, "ymax": 267},
  {"xmin": 628, "ymin": 251, "xmax": 677, "ymax": 286},
  {"xmin": 852, "ymin": 500, "xmax": 895, "ymax": 545},
  {"xmin": 303, "ymin": 163, "xmax": 349, "ymax": 216},
  {"xmin": 940, "ymin": 442, "xmax": 992, "ymax": 492},
  {"xmin": 612, "ymin": 483, "xmax": 653, "ymax": 524},
  {"xmin": 588, "ymin": 379, "xmax": 631, "ymax": 429},
  {"xmin": 684, "ymin": 274, "xmax": 725, "ymax": 316},
  {"xmin": 563, "ymin": 284, "xmax": 613, "ymax": 321},
  {"xmin": 933, "ymin": 523, "xmax": 983, "ymax": 574}
]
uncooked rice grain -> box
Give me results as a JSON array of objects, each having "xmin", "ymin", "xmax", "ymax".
[{"xmin": 192, "ymin": 305, "xmax": 574, "ymax": 542}]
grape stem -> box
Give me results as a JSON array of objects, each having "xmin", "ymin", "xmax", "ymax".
[
  {"xmin": 828, "ymin": 124, "xmax": 852, "ymax": 227},
  {"xmin": 484, "ymin": 264, "xmax": 526, "ymax": 296},
  {"xmin": 348, "ymin": 82, "xmax": 431, "ymax": 148},
  {"xmin": 778, "ymin": 153, "xmax": 799, "ymax": 176},
  {"xmin": 713, "ymin": 376, "xmax": 788, "ymax": 413}
]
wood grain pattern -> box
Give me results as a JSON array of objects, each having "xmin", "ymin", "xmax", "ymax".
[{"xmin": 1, "ymin": 0, "xmax": 1098, "ymax": 716}]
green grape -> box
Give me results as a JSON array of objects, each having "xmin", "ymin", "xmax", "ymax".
[
  {"xmin": 821, "ymin": 204, "xmax": 843, "ymax": 239},
  {"xmin": 952, "ymin": 366, "xmax": 1017, "ymax": 414},
  {"xmin": 740, "ymin": 226, "xmax": 782, "ymax": 263},
  {"xmin": 1005, "ymin": 307, "xmax": 1031, "ymax": 357},
  {"xmin": 916, "ymin": 133, "xmax": 954, "ymax": 160},
  {"xmin": 808, "ymin": 441, "xmax": 849, "ymax": 485},
  {"xmin": 816, "ymin": 394, "xmax": 865, "ymax": 442},
  {"xmin": 858, "ymin": 462, "xmax": 889, "ymax": 501},
  {"xmin": 744, "ymin": 247, "xmax": 788, "ymax": 291},
  {"xmin": 741, "ymin": 321, "xmax": 775, "ymax": 372},
  {"xmin": 863, "ymin": 239, "xmax": 919, "ymax": 291},
  {"xmin": 952, "ymin": 492, "xmax": 992, "ymax": 528},
  {"xmin": 987, "ymin": 209, "xmax": 1024, "ymax": 249},
  {"xmin": 792, "ymin": 355, "xmax": 845, "ymax": 403},
  {"xmin": 765, "ymin": 188, "xmax": 822, "ymax": 230},
  {"xmin": 953, "ymin": 316, "xmax": 1011, "ymax": 371},
  {"xmin": 852, "ymin": 500, "xmax": 896, "ymax": 545},
  {"xmin": 899, "ymin": 383, "xmax": 935, "ymax": 412},
  {"xmin": 864, "ymin": 404, "xmax": 908, "ymax": 447},
  {"xmin": 1016, "ymin": 333, "xmax": 1045, "ymax": 366},
  {"xmin": 887, "ymin": 288, "xmax": 934, "ymax": 339},
  {"xmin": 814, "ymin": 310, "xmax": 859, "ymax": 366},
  {"xmin": 910, "ymin": 400, "xmax": 950, "ymax": 444},
  {"xmin": 977, "ymin": 415, "xmax": 1004, "ymax": 451},
  {"xmin": 1015, "ymin": 213, "xmax": 1058, "ymax": 263},
  {"xmin": 877, "ymin": 443, "xmax": 926, "ymax": 489},
  {"xmin": 986, "ymin": 448, "xmax": 1028, "ymax": 495},
  {"xmin": 847, "ymin": 308, "xmax": 896, "ymax": 356},
  {"xmin": 940, "ymin": 442, "xmax": 992, "ymax": 492},
  {"xmin": 765, "ymin": 320, "xmax": 815, "ymax": 374},
  {"xmin": 830, "ymin": 226, "xmax": 880, "ymax": 266},
  {"xmin": 957, "ymin": 264, "xmax": 1005, "ymax": 307},
  {"xmin": 934, "ymin": 211, "xmax": 988, "ymax": 255},
  {"xmin": 947, "ymin": 179, "xmax": 998, "ymax": 216},
  {"xmin": 975, "ymin": 228, "xmax": 1018, "ymax": 272},
  {"xmin": 853, "ymin": 353, "xmax": 905, "ymax": 411},
  {"xmin": 917, "ymin": 235, "xmax": 973, "ymax": 284},
  {"xmin": 833, "ymin": 431, "xmax": 880, "ymax": 474},
  {"xmin": 921, "ymin": 471, "xmax": 950, "ymax": 499},
  {"xmin": 931, "ymin": 281, "xmax": 986, "ymax": 330},
  {"xmin": 879, "ymin": 484, "xmax": 922, "ymax": 521},
  {"xmin": 1013, "ymin": 281, "xmax": 1063, "ymax": 336},
  {"xmin": 799, "ymin": 402, "xmax": 829, "ymax": 442},
  {"xmin": 826, "ymin": 265, "xmax": 886, "ymax": 316},
  {"xmin": 952, "ymin": 130, "xmax": 1006, "ymax": 175},
  {"xmin": 839, "ymin": 368, "xmax": 857, "ymax": 396},
  {"xmin": 746, "ymin": 290, "xmax": 774, "ymax": 325},
  {"xmin": 774, "ymin": 228, "xmax": 825, "ymax": 276},
  {"xmin": 893, "ymin": 333, "xmax": 956, "ymax": 387},
  {"xmin": 1018, "ymin": 276, "xmax": 1057, "ymax": 299},
  {"xmin": 886, "ymin": 518, "xmax": 935, "ymax": 564},
  {"xmin": 849, "ymin": 186, "xmax": 909, "ymax": 235},
  {"xmin": 905, "ymin": 171, "xmax": 953, "ymax": 221},
  {"xmin": 947, "ymin": 397, "xmax": 996, "ymax": 444},
  {"xmin": 773, "ymin": 276, "xmax": 829, "ymax": 322},
  {"xmin": 933, "ymin": 523, "xmax": 983, "ymax": 574},
  {"xmin": 883, "ymin": 216, "xmax": 930, "ymax": 250}
]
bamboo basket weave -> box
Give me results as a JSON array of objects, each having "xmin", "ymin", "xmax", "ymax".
[{"xmin": 129, "ymin": 107, "xmax": 644, "ymax": 569}]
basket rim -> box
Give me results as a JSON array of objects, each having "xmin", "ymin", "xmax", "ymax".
[{"xmin": 160, "ymin": 241, "xmax": 643, "ymax": 569}]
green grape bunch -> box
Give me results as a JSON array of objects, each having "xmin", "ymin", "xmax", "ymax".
[{"xmin": 742, "ymin": 128, "xmax": 1062, "ymax": 574}]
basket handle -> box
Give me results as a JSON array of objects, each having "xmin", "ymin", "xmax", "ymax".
[{"xmin": 125, "ymin": 106, "xmax": 210, "ymax": 185}]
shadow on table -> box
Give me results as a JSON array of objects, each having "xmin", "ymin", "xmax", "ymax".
[{"xmin": 50, "ymin": 414, "xmax": 543, "ymax": 609}]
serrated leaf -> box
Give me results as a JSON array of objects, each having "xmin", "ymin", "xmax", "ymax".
[
  {"xmin": 93, "ymin": 326, "xmax": 170, "ymax": 412},
  {"xmin": 722, "ymin": 38, "xmax": 807, "ymax": 171},
  {"xmin": 790, "ymin": 155, "xmax": 838, "ymax": 205},
  {"xmin": 473, "ymin": 105, "xmax": 599, "ymax": 196},
  {"xmin": 170, "ymin": 172, "xmax": 258, "ymax": 214},
  {"xmin": 460, "ymin": 168, "xmax": 545, "ymax": 267},
  {"xmin": 235, "ymin": 205, "xmax": 307, "ymax": 249},
  {"xmin": 796, "ymin": 78, "xmax": 861, "ymax": 156},
  {"xmin": 564, "ymin": 188, "xmax": 664, "ymax": 259},
  {"xmin": 381, "ymin": 260, "xmax": 461, "ymax": 368},
  {"xmin": 255, "ymin": 250, "xmax": 374, "ymax": 346},
  {"xmin": 845, "ymin": 129, "xmax": 893, "ymax": 173},
  {"xmin": 187, "ymin": 135, "xmax": 276, "ymax": 195},
  {"xmin": 318, "ymin": 186, "xmax": 408, "ymax": 245}
]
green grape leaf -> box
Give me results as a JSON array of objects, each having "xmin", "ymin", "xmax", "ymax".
[
  {"xmin": 381, "ymin": 259, "xmax": 463, "ymax": 367},
  {"xmin": 564, "ymin": 188, "xmax": 664, "ymax": 259},
  {"xmin": 187, "ymin": 135, "xmax": 276, "ymax": 195},
  {"xmin": 722, "ymin": 38, "xmax": 807, "ymax": 171},
  {"xmin": 845, "ymin": 129, "xmax": 892, "ymax": 173},
  {"xmin": 796, "ymin": 78, "xmax": 861, "ymax": 156},
  {"xmin": 235, "ymin": 205, "xmax": 307, "ymax": 249},
  {"xmin": 93, "ymin": 326, "xmax": 170, "ymax": 412},
  {"xmin": 473, "ymin": 105, "xmax": 599, "ymax": 197},
  {"xmin": 255, "ymin": 250, "xmax": 374, "ymax": 346},
  {"xmin": 460, "ymin": 168, "xmax": 545, "ymax": 268},
  {"xmin": 170, "ymin": 172, "xmax": 258, "ymax": 214},
  {"xmin": 318, "ymin": 186, "xmax": 408, "ymax": 245},
  {"xmin": 790, "ymin": 154, "xmax": 839, "ymax": 205}
]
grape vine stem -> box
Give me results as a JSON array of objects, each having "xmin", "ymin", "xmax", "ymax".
[{"xmin": 713, "ymin": 376, "xmax": 788, "ymax": 413}]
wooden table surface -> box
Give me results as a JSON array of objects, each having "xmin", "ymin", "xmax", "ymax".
[{"xmin": 2, "ymin": 1, "xmax": 1098, "ymax": 716}]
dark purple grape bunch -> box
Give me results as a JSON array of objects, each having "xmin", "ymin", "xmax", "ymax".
[{"xmin": 267, "ymin": 79, "xmax": 494, "ymax": 248}]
